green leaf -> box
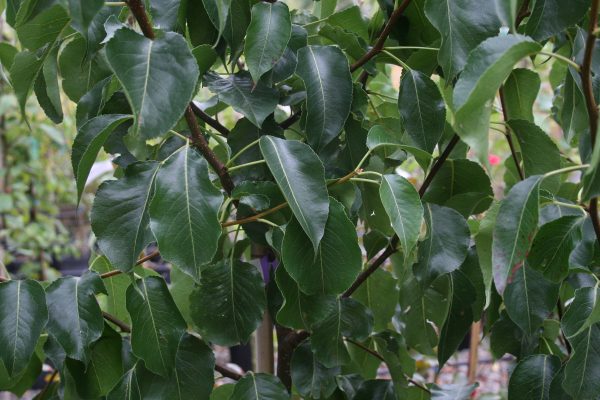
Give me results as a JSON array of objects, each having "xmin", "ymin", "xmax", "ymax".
[
  {"xmin": 492, "ymin": 175, "xmax": 543, "ymax": 294},
  {"xmin": 379, "ymin": 174, "xmax": 423, "ymax": 260},
  {"xmin": 502, "ymin": 69, "xmax": 541, "ymax": 122},
  {"xmin": 353, "ymin": 269, "xmax": 398, "ymax": 331},
  {"xmin": 223, "ymin": 0, "xmax": 251, "ymax": 61},
  {"xmin": 33, "ymin": 45, "xmax": 62, "ymax": 123},
  {"xmin": 282, "ymin": 198, "xmax": 361, "ymax": 295},
  {"xmin": 291, "ymin": 340, "xmax": 339, "ymax": 399},
  {"xmin": 59, "ymin": 36, "xmax": 112, "ymax": 102},
  {"xmin": 560, "ymin": 68, "xmax": 588, "ymax": 144},
  {"xmin": 414, "ymin": 204, "xmax": 470, "ymax": 287},
  {"xmin": 126, "ymin": 276, "xmax": 187, "ymax": 377},
  {"xmin": 509, "ymin": 119, "xmax": 562, "ymax": 181},
  {"xmin": 190, "ymin": 259, "xmax": 266, "ymax": 346},
  {"xmin": 0, "ymin": 280, "xmax": 47, "ymax": 377},
  {"xmin": 192, "ymin": 44, "xmax": 218, "ymax": 77},
  {"xmin": 422, "ymin": 159, "xmax": 493, "ymax": 217},
  {"xmin": 149, "ymin": 0, "xmax": 182, "ymax": 31},
  {"xmin": 354, "ymin": 380, "xmax": 395, "ymax": 400},
  {"xmin": 524, "ymin": 0, "xmax": 591, "ymax": 41},
  {"xmin": 15, "ymin": 4, "xmax": 69, "ymax": 51},
  {"xmin": 0, "ymin": 43, "xmax": 18, "ymax": 70},
  {"xmin": 89, "ymin": 255, "xmax": 131, "ymax": 324},
  {"xmin": 453, "ymin": 35, "xmax": 541, "ymax": 160},
  {"xmin": 424, "ymin": 0, "xmax": 504, "ymax": 80},
  {"xmin": 65, "ymin": 325, "xmax": 123, "ymax": 398},
  {"xmin": 149, "ymin": 143, "xmax": 223, "ymax": 281},
  {"xmin": 105, "ymin": 28, "xmax": 199, "ymax": 138},
  {"xmin": 165, "ymin": 333, "xmax": 215, "ymax": 400},
  {"xmin": 107, "ymin": 362, "xmax": 169, "ymax": 399},
  {"xmin": 563, "ymin": 323, "xmax": 600, "ymax": 398},
  {"xmin": 562, "ymin": 286, "xmax": 600, "ymax": 339},
  {"xmin": 230, "ymin": 372, "xmax": 289, "ymax": 400},
  {"xmin": 582, "ymin": 136, "xmax": 600, "ymax": 201},
  {"xmin": 91, "ymin": 161, "xmax": 159, "ymax": 271},
  {"xmin": 204, "ymin": 71, "xmax": 278, "ymax": 128},
  {"xmin": 244, "ymin": 1, "xmax": 291, "ymax": 82},
  {"xmin": 274, "ymin": 267, "xmax": 333, "ymax": 330},
  {"xmin": 67, "ymin": 0, "xmax": 103, "ymax": 35},
  {"xmin": 398, "ymin": 69, "xmax": 445, "ymax": 154},
  {"xmin": 45, "ymin": 272, "xmax": 106, "ymax": 363},
  {"xmin": 72, "ymin": 114, "xmax": 131, "ymax": 202},
  {"xmin": 528, "ymin": 216, "xmax": 583, "ymax": 282},
  {"xmin": 259, "ymin": 135, "xmax": 329, "ymax": 252},
  {"xmin": 311, "ymin": 297, "xmax": 373, "ymax": 367},
  {"xmin": 202, "ymin": 0, "xmax": 231, "ymax": 38},
  {"xmin": 296, "ymin": 45, "xmax": 353, "ymax": 151},
  {"xmin": 365, "ymin": 125, "xmax": 433, "ymax": 166},
  {"xmin": 504, "ymin": 264, "xmax": 559, "ymax": 334},
  {"xmin": 438, "ymin": 270, "xmax": 475, "ymax": 367}
]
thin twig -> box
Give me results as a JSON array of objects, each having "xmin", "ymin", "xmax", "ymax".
[
  {"xmin": 215, "ymin": 364, "xmax": 243, "ymax": 380},
  {"xmin": 102, "ymin": 311, "xmax": 131, "ymax": 332},
  {"xmin": 99, "ymin": 250, "xmax": 159, "ymax": 279},
  {"xmin": 190, "ymin": 102, "xmax": 230, "ymax": 137},
  {"xmin": 499, "ymin": 87, "xmax": 525, "ymax": 181},
  {"xmin": 125, "ymin": 0, "xmax": 155, "ymax": 39},
  {"xmin": 515, "ymin": 0, "xmax": 531, "ymax": 28},
  {"xmin": 350, "ymin": 0, "xmax": 412, "ymax": 72},
  {"xmin": 38, "ymin": 369, "xmax": 59, "ymax": 398}
]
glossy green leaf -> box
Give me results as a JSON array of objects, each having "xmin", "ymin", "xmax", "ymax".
[
  {"xmin": 105, "ymin": 28, "xmax": 199, "ymax": 138},
  {"xmin": 291, "ymin": 340, "xmax": 339, "ymax": 399},
  {"xmin": 524, "ymin": 0, "xmax": 591, "ymax": 41},
  {"xmin": 223, "ymin": 0, "xmax": 251, "ymax": 61},
  {"xmin": 582, "ymin": 136, "xmax": 600, "ymax": 201},
  {"xmin": 59, "ymin": 36, "xmax": 112, "ymax": 102},
  {"xmin": 107, "ymin": 362, "xmax": 169, "ymax": 399},
  {"xmin": 67, "ymin": 0, "xmax": 103, "ymax": 34},
  {"xmin": 354, "ymin": 380, "xmax": 395, "ymax": 400},
  {"xmin": 15, "ymin": 4, "xmax": 69, "ymax": 51},
  {"xmin": 424, "ymin": 0, "xmax": 503, "ymax": 80},
  {"xmin": 89, "ymin": 255, "xmax": 131, "ymax": 324},
  {"xmin": 274, "ymin": 267, "xmax": 333, "ymax": 330},
  {"xmin": 296, "ymin": 45, "xmax": 353, "ymax": 151},
  {"xmin": 259, "ymin": 135, "xmax": 329, "ymax": 252},
  {"xmin": 149, "ymin": 0, "xmax": 182, "ymax": 31},
  {"xmin": 192, "ymin": 44, "xmax": 218, "ymax": 77},
  {"xmin": 9, "ymin": 45, "xmax": 53, "ymax": 120},
  {"xmin": 438, "ymin": 270, "xmax": 475, "ymax": 367},
  {"xmin": 560, "ymin": 68, "xmax": 588, "ymax": 145},
  {"xmin": 453, "ymin": 35, "xmax": 541, "ymax": 160},
  {"xmin": 414, "ymin": 204, "xmax": 470, "ymax": 287},
  {"xmin": 165, "ymin": 333, "xmax": 215, "ymax": 400},
  {"xmin": 492, "ymin": 175, "xmax": 543, "ymax": 294},
  {"xmin": 562, "ymin": 286, "xmax": 600, "ymax": 339},
  {"xmin": 504, "ymin": 264, "xmax": 559, "ymax": 334},
  {"xmin": 202, "ymin": 0, "xmax": 231, "ymax": 38},
  {"xmin": 354, "ymin": 269, "xmax": 398, "ymax": 331},
  {"xmin": 311, "ymin": 297, "xmax": 373, "ymax": 367},
  {"xmin": 398, "ymin": 69, "xmax": 445, "ymax": 154},
  {"xmin": 149, "ymin": 143, "xmax": 223, "ymax": 281},
  {"xmin": 509, "ymin": 119, "xmax": 562, "ymax": 180},
  {"xmin": 126, "ymin": 276, "xmax": 187, "ymax": 377},
  {"xmin": 72, "ymin": 114, "xmax": 131, "ymax": 202},
  {"xmin": 0, "ymin": 280, "xmax": 47, "ymax": 377},
  {"xmin": 563, "ymin": 323, "xmax": 600, "ymax": 398},
  {"xmin": 508, "ymin": 354, "xmax": 560, "ymax": 400},
  {"xmin": 190, "ymin": 259, "xmax": 266, "ymax": 346},
  {"xmin": 528, "ymin": 216, "xmax": 583, "ymax": 282},
  {"xmin": 204, "ymin": 71, "xmax": 278, "ymax": 128},
  {"xmin": 282, "ymin": 198, "xmax": 361, "ymax": 295},
  {"xmin": 33, "ymin": 45, "xmax": 62, "ymax": 123},
  {"xmin": 230, "ymin": 372, "xmax": 288, "ymax": 399},
  {"xmin": 503, "ymin": 69, "xmax": 541, "ymax": 122},
  {"xmin": 45, "ymin": 272, "xmax": 107, "ymax": 363},
  {"xmin": 422, "ymin": 159, "xmax": 493, "ymax": 217},
  {"xmin": 91, "ymin": 162, "xmax": 159, "ymax": 271},
  {"xmin": 244, "ymin": 2, "xmax": 291, "ymax": 82},
  {"xmin": 379, "ymin": 174, "xmax": 423, "ymax": 261}
]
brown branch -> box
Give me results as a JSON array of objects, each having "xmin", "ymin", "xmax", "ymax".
[
  {"xmin": 499, "ymin": 87, "xmax": 525, "ymax": 181},
  {"xmin": 344, "ymin": 134, "xmax": 461, "ymax": 298},
  {"xmin": 190, "ymin": 102, "xmax": 230, "ymax": 138},
  {"xmin": 125, "ymin": 0, "xmax": 155, "ymax": 39},
  {"xmin": 185, "ymin": 106, "xmax": 235, "ymax": 195},
  {"xmin": 102, "ymin": 311, "xmax": 131, "ymax": 333},
  {"xmin": 350, "ymin": 0, "xmax": 412, "ymax": 73},
  {"xmin": 580, "ymin": 0, "xmax": 600, "ymax": 248},
  {"xmin": 515, "ymin": 0, "xmax": 531, "ymax": 28},
  {"xmin": 215, "ymin": 364, "xmax": 243, "ymax": 380},
  {"xmin": 279, "ymin": 112, "xmax": 301, "ymax": 129},
  {"xmin": 125, "ymin": 0, "xmax": 235, "ymax": 197},
  {"xmin": 99, "ymin": 250, "xmax": 159, "ymax": 279}
]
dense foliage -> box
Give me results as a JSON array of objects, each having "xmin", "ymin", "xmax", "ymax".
[{"xmin": 1, "ymin": 0, "xmax": 600, "ymax": 398}]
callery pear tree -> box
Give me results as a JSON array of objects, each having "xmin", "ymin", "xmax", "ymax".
[{"xmin": 1, "ymin": 0, "xmax": 600, "ymax": 398}]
